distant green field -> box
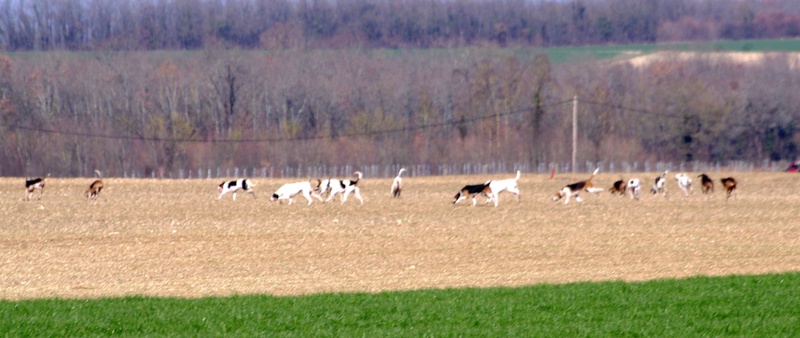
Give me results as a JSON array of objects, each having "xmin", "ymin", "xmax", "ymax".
[
  {"xmin": 2, "ymin": 273, "xmax": 798, "ymax": 336},
  {"xmin": 542, "ymin": 38, "xmax": 800, "ymax": 63},
  {"xmin": 365, "ymin": 38, "xmax": 800, "ymax": 64}
]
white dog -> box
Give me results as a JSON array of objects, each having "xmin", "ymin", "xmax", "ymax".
[
  {"xmin": 675, "ymin": 173, "xmax": 692, "ymax": 196},
  {"xmin": 627, "ymin": 178, "xmax": 641, "ymax": 200},
  {"xmin": 486, "ymin": 170, "xmax": 521, "ymax": 207},
  {"xmin": 391, "ymin": 168, "xmax": 406, "ymax": 198},
  {"xmin": 320, "ymin": 171, "xmax": 364, "ymax": 204},
  {"xmin": 271, "ymin": 179, "xmax": 323, "ymax": 205},
  {"xmin": 217, "ymin": 178, "xmax": 256, "ymax": 200}
]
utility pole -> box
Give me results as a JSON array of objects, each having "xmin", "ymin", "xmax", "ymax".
[{"xmin": 572, "ymin": 95, "xmax": 577, "ymax": 173}]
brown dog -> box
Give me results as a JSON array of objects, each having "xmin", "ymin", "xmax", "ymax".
[
  {"xmin": 698, "ymin": 173, "xmax": 714, "ymax": 194},
  {"xmin": 720, "ymin": 176, "xmax": 737, "ymax": 200},
  {"xmin": 609, "ymin": 179, "xmax": 627, "ymax": 196},
  {"xmin": 86, "ymin": 170, "xmax": 103, "ymax": 199}
]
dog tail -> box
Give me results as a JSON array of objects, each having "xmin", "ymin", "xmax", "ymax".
[
  {"xmin": 94, "ymin": 169, "xmax": 103, "ymax": 180},
  {"xmin": 588, "ymin": 167, "xmax": 599, "ymax": 181},
  {"xmin": 515, "ymin": 170, "xmax": 521, "ymax": 181},
  {"xmin": 353, "ymin": 171, "xmax": 363, "ymax": 184},
  {"xmin": 397, "ymin": 168, "xmax": 406, "ymax": 177}
]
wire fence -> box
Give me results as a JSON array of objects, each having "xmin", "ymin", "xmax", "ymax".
[{"xmin": 118, "ymin": 160, "xmax": 797, "ymax": 179}]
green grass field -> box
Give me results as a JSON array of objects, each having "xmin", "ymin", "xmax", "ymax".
[
  {"xmin": 376, "ymin": 38, "xmax": 800, "ymax": 64},
  {"xmin": 2, "ymin": 273, "xmax": 798, "ymax": 336},
  {"xmin": 542, "ymin": 38, "xmax": 800, "ymax": 63}
]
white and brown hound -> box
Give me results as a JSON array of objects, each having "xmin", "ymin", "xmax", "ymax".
[
  {"xmin": 453, "ymin": 182, "xmax": 493, "ymax": 206},
  {"xmin": 271, "ymin": 179, "xmax": 323, "ymax": 205},
  {"xmin": 551, "ymin": 168, "xmax": 603, "ymax": 204}
]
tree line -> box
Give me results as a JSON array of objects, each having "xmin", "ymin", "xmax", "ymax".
[
  {"xmin": 1, "ymin": 48, "xmax": 798, "ymax": 177},
  {"xmin": 1, "ymin": 0, "xmax": 799, "ymax": 51}
]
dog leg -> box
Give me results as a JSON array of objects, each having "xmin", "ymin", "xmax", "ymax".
[
  {"xmin": 353, "ymin": 187, "xmax": 364, "ymax": 204},
  {"xmin": 303, "ymin": 191, "xmax": 314, "ymax": 205},
  {"xmin": 510, "ymin": 187, "xmax": 521, "ymax": 201}
]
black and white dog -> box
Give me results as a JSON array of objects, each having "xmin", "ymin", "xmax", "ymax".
[
  {"xmin": 217, "ymin": 178, "xmax": 256, "ymax": 201},
  {"xmin": 319, "ymin": 171, "xmax": 364, "ymax": 204},
  {"xmin": 25, "ymin": 174, "xmax": 48, "ymax": 201},
  {"xmin": 452, "ymin": 182, "xmax": 493, "ymax": 206},
  {"xmin": 271, "ymin": 179, "xmax": 323, "ymax": 205},
  {"xmin": 651, "ymin": 170, "xmax": 668, "ymax": 196}
]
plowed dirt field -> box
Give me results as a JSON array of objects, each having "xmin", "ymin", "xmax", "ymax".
[{"xmin": 2, "ymin": 172, "xmax": 798, "ymax": 300}]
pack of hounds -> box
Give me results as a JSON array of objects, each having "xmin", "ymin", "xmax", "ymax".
[
  {"xmin": 596, "ymin": 170, "xmax": 737, "ymax": 203},
  {"xmin": 452, "ymin": 168, "xmax": 738, "ymax": 206},
  {"xmin": 22, "ymin": 167, "xmax": 738, "ymax": 206},
  {"xmin": 216, "ymin": 171, "xmax": 370, "ymax": 205}
]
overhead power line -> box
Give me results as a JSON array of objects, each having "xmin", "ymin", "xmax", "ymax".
[
  {"xmin": 4, "ymin": 97, "xmax": 790, "ymax": 144},
  {"xmin": 0, "ymin": 99, "xmax": 574, "ymax": 144}
]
